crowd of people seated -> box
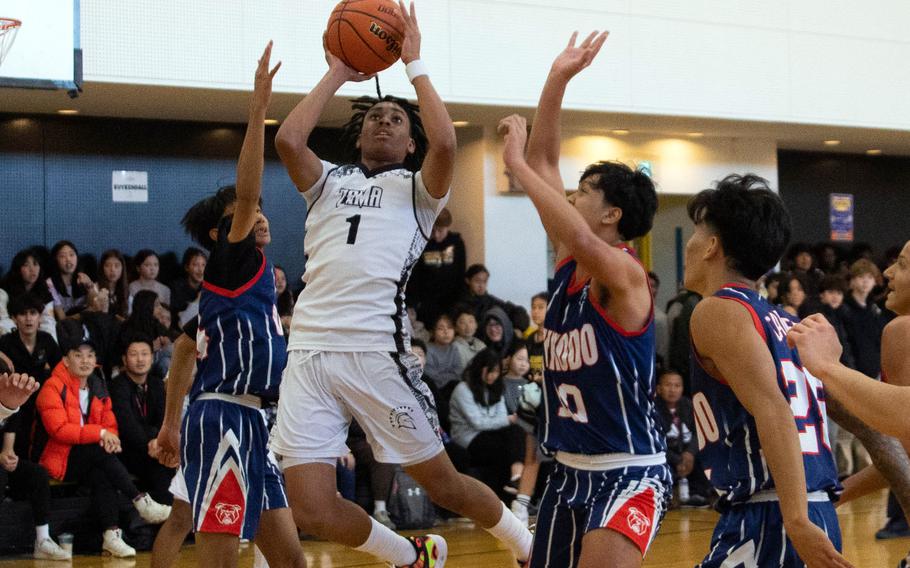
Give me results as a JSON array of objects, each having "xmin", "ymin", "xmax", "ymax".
[{"xmin": 0, "ymin": 214, "xmax": 905, "ymax": 556}]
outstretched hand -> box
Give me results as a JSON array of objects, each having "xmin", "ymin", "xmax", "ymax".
[
  {"xmin": 251, "ymin": 41, "xmax": 281, "ymax": 111},
  {"xmin": 498, "ymin": 114, "xmax": 529, "ymax": 168},
  {"xmin": 551, "ymin": 30, "xmax": 609, "ymax": 80},
  {"xmin": 323, "ymin": 33, "xmax": 376, "ymax": 83},
  {"xmin": 397, "ymin": 1, "xmax": 421, "ymax": 65},
  {"xmin": 0, "ymin": 373, "xmax": 39, "ymax": 412},
  {"xmin": 788, "ymin": 520, "xmax": 855, "ymax": 568}
]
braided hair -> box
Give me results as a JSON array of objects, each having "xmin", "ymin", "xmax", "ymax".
[{"xmin": 340, "ymin": 95, "xmax": 427, "ymax": 172}]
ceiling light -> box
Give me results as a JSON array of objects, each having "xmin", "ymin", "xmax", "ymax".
[
  {"xmin": 263, "ymin": 119, "xmax": 279, "ymax": 125},
  {"xmin": 686, "ymin": 132, "xmax": 704, "ymax": 138},
  {"xmin": 57, "ymin": 109, "xmax": 79, "ymax": 115},
  {"xmin": 611, "ymin": 129, "xmax": 630, "ymax": 135},
  {"xmin": 866, "ymin": 149, "xmax": 882, "ymax": 156},
  {"xmin": 452, "ymin": 121, "xmax": 470, "ymax": 127},
  {"xmin": 823, "ymin": 140, "xmax": 841, "ymax": 146}
]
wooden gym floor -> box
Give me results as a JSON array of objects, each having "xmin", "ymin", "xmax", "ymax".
[{"xmin": 0, "ymin": 490, "xmax": 904, "ymax": 567}]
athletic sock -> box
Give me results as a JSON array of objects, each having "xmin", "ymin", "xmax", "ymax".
[
  {"xmin": 354, "ymin": 517, "xmax": 417, "ymax": 566},
  {"xmin": 374, "ymin": 500, "xmax": 387, "ymax": 514},
  {"xmin": 485, "ymin": 502, "xmax": 533, "ymax": 562},
  {"xmin": 35, "ymin": 524, "xmax": 50, "ymax": 541}
]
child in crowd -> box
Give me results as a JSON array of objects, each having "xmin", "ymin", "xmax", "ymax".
[
  {"xmin": 406, "ymin": 305, "xmax": 431, "ymax": 344},
  {"xmin": 448, "ymin": 348, "xmax": 525, "ymax": 498},
  {"xmin": 168, "ymin": 247, "xmax": 206, "ymax": 329},
  {"xmin": 425, "ymin": 313, "xmax": 464, "ymax": 391},
  {"xmin": 654, "ymin": 370, "xmax": 711, "ymax": 507},
  {"xmin": 452, "ymin": 304, "xmax": 484, "ymax": 362},
  {"xmin": 478, "ymin": 306, "xmax": 513, "ymax": 355},
  {"xmin": 1, "ymin": 248, "xmax": 56, "ymax": 339},
  {"xmin": 523, "ymin": 292, "xmax": 547, "ymax": 386},
  {"xmin": 274, "ymin": 264, "xmax": 295, "ymax": 335},
  {"xmin": 501, "ymin": 339, "xmax": 530, "ymax": 415},
  {"xmin": 46, "ymin": 240, "xmax": 94, "ymax": 320},
  {"xmin": 128, "ymin": 249, "xmax": 171, "ymax": 308},
  {"xmin": 459, "ymin": 264, "xmax": 530, "ymax": 333}
]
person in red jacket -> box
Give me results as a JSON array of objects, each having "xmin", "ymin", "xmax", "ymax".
[{"xmin": 36, "ymin": 337, "xmax": 172, "ymax": 557}]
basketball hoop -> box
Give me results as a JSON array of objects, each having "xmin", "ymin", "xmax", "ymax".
[{"xmin": 0, "ymin": 18, "xmax": 22, "ymax": 67}]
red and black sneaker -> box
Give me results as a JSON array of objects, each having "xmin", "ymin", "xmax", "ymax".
[{"xmin": 396, "ymin": 534, "xmax": 448, "ymax": 568}]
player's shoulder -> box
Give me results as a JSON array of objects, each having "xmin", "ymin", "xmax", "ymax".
[
  {"xmin": 884, "ymin": 315, "xmax": 910, "ymax": 338},
  {"xmin": 691, "ymin": 295, "xmax": 758, "ymax": 338}
]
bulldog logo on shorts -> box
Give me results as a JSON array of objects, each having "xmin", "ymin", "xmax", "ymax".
[
  {"xmin": 626, "ymin": 506, "xmax": 651, "ymax": 536},
  {"xmin": 389, "ymin": 406, "xmax": 416, "ymax": 430},
  {"xmin": 215, "ymin": 502, "xmax": 242, "ymax": 526}
]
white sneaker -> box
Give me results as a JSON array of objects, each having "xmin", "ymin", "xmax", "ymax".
[
  {"xmin": 510, "ymin": 501, "xmax": 529, "ymax": 527},
  {"xmin": 133, "ymin": 493, "xmax": 171, "ymax": 524},
  {"xmin": 373, "ymin": 509, "xmax": 396, "ymax": 530},
  {"xmin": 102, "ymin": 528, "xmax": 136, "ymax": 558},
  {"xmin": 33, "ymin": 537, "xmax": 71, "ymax": 560}
]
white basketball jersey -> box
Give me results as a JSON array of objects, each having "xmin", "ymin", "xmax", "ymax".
[{"xmin": 288, "ymin": 161, "xmax": 448, "ymax": 352}]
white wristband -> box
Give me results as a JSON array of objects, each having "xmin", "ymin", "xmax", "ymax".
[
  {"xmin": 405, "ymin": 59, "xmax": 429, "ymax": 83},
  {"xmin": 0, "ymin": 403, "xmax": 17, "ymax": 422}
]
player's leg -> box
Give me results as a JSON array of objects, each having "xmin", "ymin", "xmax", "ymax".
[
  {"xmin": 254, "ymin": 508, "xmax": 306, "ymax": 568},
  {"xmin": 577, "ymin": 530, "xmax": 641, "ymax": 568},
  {"xmin": 151, "ymin": 469, "xmax": 193, "ymax": 568},
  {"xmin": 527, "ymin": 464, "xmax": 582, "ymax": 568},
  {"xmin": 196, "ymin": 533, "xmax": 240, "ymax": 568}
]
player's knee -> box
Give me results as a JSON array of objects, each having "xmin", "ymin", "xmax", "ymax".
[
  {"xmin": 423, "ymin": 475, "xmax": 467, "ymax": 509},
  {"xmin": 167, "ymin": 501, "xmax": 194, "ymax": 535}
]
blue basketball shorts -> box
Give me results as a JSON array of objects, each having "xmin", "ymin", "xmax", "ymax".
[
  {"xmin": 698, "ymin": 493, "xmax": 841, "ymax": 567},
  {"xmin": 181, "ymin": 396, "xmax": 288, "ymax": 539},
  {"xmin": 529, "ymin": 461, "xmax": 672, "ymax": 567}
]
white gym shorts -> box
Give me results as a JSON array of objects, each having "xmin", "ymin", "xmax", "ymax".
[{"xmin": 270, "ymin": 350, "xmax": 444, "ymax": 468}]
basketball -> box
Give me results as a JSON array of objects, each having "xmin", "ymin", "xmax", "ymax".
[{"xmin": 325, "ymin": 0, "xmax": 403, "ymax": 75}]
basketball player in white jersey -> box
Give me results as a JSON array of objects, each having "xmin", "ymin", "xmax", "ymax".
[{"xmin": 271, "ymin": 3, "xmax": 532, "ymax": 567}]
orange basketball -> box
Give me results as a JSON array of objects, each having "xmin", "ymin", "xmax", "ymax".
[{"xmin": 325, "ymin": 0, "xmax": 404, "ymax": 75}]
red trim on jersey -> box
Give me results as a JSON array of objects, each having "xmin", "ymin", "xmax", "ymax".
[
  {"xmin": 718, "ymin": 296, "xmax": 768, "ymax": 343},
  {"xmin": 691, "ymin": 344, "xmax": 730, "ymax": 385},
  {"xmin": 202, "ymin": 252, "xmax": 267, "ymax": 299},
  {"xmin": 584, "ymin": 248, "xmax": 654, "ymax": 337},
  {"xmin": 554, "ymin": 256, "xmax": 574, "ymax": 272}
]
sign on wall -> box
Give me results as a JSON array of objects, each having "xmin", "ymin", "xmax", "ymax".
[
  {"xmin": 829, "ymin": 193, "xmax": 854, "ymax": 242},
  {"xmin": 112, "ymin": 170, "xmax": 148, "ymax": 203}
]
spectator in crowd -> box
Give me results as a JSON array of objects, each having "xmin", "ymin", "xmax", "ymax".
[
  {"xmin": 523, "ymin": 293, "xmax": 547, "ymax": 386},
  {"xmin": 0, "ymin": 294, "xmax": 62, "ymax": 456},
  {"xmin": 763, "ymin": 272, "xmax": 786, "ymax": 305},
  {"xmin": 407, "ymin": 207, "xmax": 467, "ymax": 326},
  {"xmin": 169, "ymin": 247, "xmax": 206, "ymax": 330},
  {"xmin": 779, "ymin": 273, "xmax": 810, "ymax": 317},
  {"xmin": 842, "ymin": 259, "xmax": 886, "ymax": 380},
  {"xmin": 478, "ymin": 306, "xmax": 514, "ymax": 356},
  {"xmin": 0, "ymin": 248, "xmax": 56, "ymax": 339},
  {"xmin": 96, "ymin": 249, "xmax": 130, "ymax": 320},
  {"xmin": 0, "ymin": 357, "xmax": 69, "ymax": 560},
  {"xmin": 448, "ymin": 348, "xmax": 525, "ymax": 498},
  {"xmin": 274, "ymin": 264, "xmax": 294, "ymax": 335},
  {"xmin": 654, "ymin": 370, "xmax": 710, "ymax": 507},
  {"xmin": 459, "ymin": 264, "xmax": 530, "ymax": 334},
  {"xmin": 425, "ymin": 313, "xmax": 464, "ymax": 392},
  {"xmin": 814, "ymin": 242, "xmax": 845, "ymax": 275},
  {"xmin": 452, "ymin": 304, "xmax": 485, "ymax": 363},
  {"xmin": 46, "ymin": 241, "xmax": 94, "ymax": 321},
  {"xmin": 120, "ymin": 290, "xmax": 171, "ymax": 376},
  {"xmin": 665, "ymin": 287, "xmax": 702, "ymax": 394},
  {"xmin": 406, "ymin": 305, "xmax": 431, "ymax": 344},
  {"xmin": 501, "ymin": 339, "xmax": 530, "ymax": 415},
  {"xmin": 648, "ymin": 271, "xmax": 669, "ymax": 366},
  {"xmin": 109, "ymin": 337, "xmax": 174, "ymax": 505},
  {"xmin": 56, "ymin": 287, "xmax": 122, "ymax": 381},
  {"xmin": 810, "ymin": 275, "xmax": 855, "ymax": 369},
  {"xmin": 128, "ymin": 249, "xmax": 171, "ymax": 308},
  {"xmin": 786, "ymin": 242, "xmax": 823, "ymax": 294},
  {"xmin": 410, "ymin": 338, "xmax": 452, "ymax": 436},
  {"xmin": 35, "ymin": 338, "xmax": 171, "ymax": 557}
]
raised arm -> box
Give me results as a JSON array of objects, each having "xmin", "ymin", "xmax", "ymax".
[
  {"xmin": 526, "ymin": 31, "xmax": 607, "ymax": 254},
  {"xmin": 692, "ymin": 299, "xmax": 852, "ymax": 568},
  {"xmin": 501, "ymin": 115, "xmax": 647, "ymax": 317},
  {"xmin": 790, "ymin": 314, "xmax": 910, "ymax": 442},
  {"xmin": 275, "ymin": 37, "xmax": 374, "ymax": 193},
  {"xmin": 398, "ymin": 1, "xmax": 456, "ymax": 199},
  {"xmin": 229, "ymin": 42, "xmax": 281, "ymax": 244}
]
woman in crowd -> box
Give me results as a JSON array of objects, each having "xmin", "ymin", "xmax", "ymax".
[
  {"xmin": 425, "ymin": 313, "xmax": 464, "ymax": 392},
  {"xmin": 780, "ymin": 273, "xmax": 810, "ymax": 316},
  {"xmin": 274, "ymin": 264, "xmax": 294, "ymax": 335},
  {"xmin": 448, "ymin": 348, "xmax": 525, "ymax": 498},
  {"xmin": 478, "ymin": 306, "xmax": 514, "ymax": 355},
  {"xmin": 1, "ymin": 248, "xmax": 57, "ymax": 339},
  {"xmin": 501, "ymin": 339, "xmax": 530, "ymax": 415},
  {"xmin": 96, "ymin": 249, "xmax": 130, "ymax": 319},
  {"xmin": 128, "ymin": 249, "xmax": 171, "ymax": 308},
  {"xmin": 46, "ymin": 241, "xmax": 94, "ymax": 321},
  {"xmin": 169, "ymin": 247, "xmax": 206, "ymax": 329}
]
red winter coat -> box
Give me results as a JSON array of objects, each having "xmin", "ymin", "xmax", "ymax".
[{"xmin": 35, "ymin": 361, "xmax": 119, "ymax": 480}]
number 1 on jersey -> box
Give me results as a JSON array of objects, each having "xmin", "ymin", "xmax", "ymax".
[{"xmin": 345, "ymin": 214, "xmax": 361, "ymax": 245}]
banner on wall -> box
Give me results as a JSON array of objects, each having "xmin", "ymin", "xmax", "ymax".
[
  {"xmin": 829, "ymin": 193, "xmax": 854, "ymax": 242},
  {"xmin": 112, "ymin": 171, "xmax": 148, "ymax": 203}
]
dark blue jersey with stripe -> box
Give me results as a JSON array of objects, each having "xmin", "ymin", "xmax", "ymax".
[
  {"xmin": 690, "ymin": 285, "xmax": 840, "ymax": 505},
  {"xmin": 190, "ymin": 225, "xmax": 287, "ymax": 401},
  {"xmin": 540, "ymin": 254, "xmax": 665, "ymax": 456}
]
